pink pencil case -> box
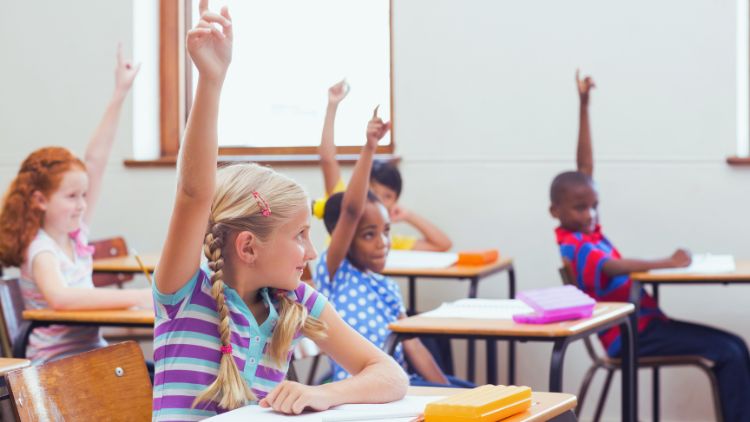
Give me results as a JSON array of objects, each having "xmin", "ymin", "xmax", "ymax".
[{"xmin": 512, "ymin": 285, "xmax": 596, "ymax": 324}]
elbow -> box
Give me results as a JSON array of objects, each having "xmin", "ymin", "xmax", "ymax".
[
  {"xmin": 342, "ymin": 202, "xmax": 364, "ymax": 221},
  {"xmin": 46, "ymin": 296, "xmax": 72, "ymax": 311},
  {"xmin": 390, "ymin": 363, "xmax": 409, "ymax": 400}
]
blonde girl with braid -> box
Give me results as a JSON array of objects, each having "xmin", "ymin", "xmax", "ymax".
[{"xmin": 151, "ymin": 1, "xmax": 407, "ymax": 419}]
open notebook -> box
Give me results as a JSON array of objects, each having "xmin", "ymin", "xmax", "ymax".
[
  {"xmin": 648, "ymin": 254, "xmax": 735, "ymax": 275},
  {"xmin": 385, "ymin": 250, "xmax": 459, "ymax": 269},
  {"xmin": 420, "ymin": 299, "xmax": 534, "ymax": 320},
  {"xmin": 204, "ymin": 395, "xmax": 443, "ymax": 421}
]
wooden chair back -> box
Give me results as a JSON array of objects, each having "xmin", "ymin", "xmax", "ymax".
[
  {"xmin": 0, "ymin": 278, "xmax": 28, "ymax": 358},
  {"xmin": 90, "ymin": 237, "xmax": 134, "ymax": 288},
  {"xmin": 5, "ymin": 341, "xmax": 152, "ymax": 422}
]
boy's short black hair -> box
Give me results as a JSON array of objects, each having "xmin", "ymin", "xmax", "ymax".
[
  {"xmin": 323, "ymin": 191, "xmax": 381, "ymax": 234},
  {"xmin": 370, "ymin": 161, "xmax": 402, "ymax": 198},
  {"xmin": 550, "ymin": 171, "xmax": 594, "ymax": 204}
]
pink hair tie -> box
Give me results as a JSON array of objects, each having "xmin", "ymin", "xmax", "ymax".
[
  {"xmin": 69, "ymin": 228, "xmax": 95, "ymax": 257},
  {"xmin": 220, "ymin": 344, "xmax": 233, "ymax": 355},
  {"xmin": 252, "ymin": 191, "xmax": 272, "ymax": 217}
]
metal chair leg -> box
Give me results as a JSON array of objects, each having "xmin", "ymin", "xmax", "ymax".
[
  {"xmin": 576, "ymin": 363, "xmax": 600, "ymax": 416},
  {"xmin": 593, "ymin": 369, "xmax": 615, "ymax": 422}
]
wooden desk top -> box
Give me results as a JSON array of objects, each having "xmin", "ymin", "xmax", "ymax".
[
  {"xmin": 402, "ymin": 387, "xmax": 578, "ymax": 422},
  {"xmin": 93, "ymin": 254, "xmax": 159, "ymax": 273},
  {"xmin": 389, "ymin": 302, "xmax": 634, "ymax": 338},
  {"xmin": 23, "ymin": 309, "xmax": 155, "ymax": 326},
  {"xmin": 95, "ymin": 254, "xmax": 513, "ymax": 280},
  {"xmin": 0, "ymin": 358, "xmax": 30, "ymax": 375},
  {"xmin": 631, "ymin": 259, "xmax": 750, "ymax": 283},
  {"xmin": 382, "ymin": 257, "xmax": 514, "ymax": 278}
]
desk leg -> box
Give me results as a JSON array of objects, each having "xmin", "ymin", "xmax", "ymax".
[
  {"xmin": 549, "ymin": 338, "xmax": 571, "ymax": 392},
  {"xmin": 486, "ymin": 340, "xmax": 497, "ymax": 385},
  {"xmin": 384, "ymin": 332, "xmax": 404, "ymax": 356},
  {"xmin": 508, "ymin": 267, "xmax": 516, "ymax": 385},
  {"xmin": 619, "ymin": 316, "xmax": 637, "ymax": 422},
  {"xmin": 651, "ymin": 284, "xmax": 660, "ymax": 422},
  {"xmin": 408, "ymin": 276, "xmax": 417, "ymax": 316},
  {"xmin": 467, "ymin": 277, "xmax": 479, "ymax": 383}
]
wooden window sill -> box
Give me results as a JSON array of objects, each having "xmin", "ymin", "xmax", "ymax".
[
  {"xmin": 726, "ymin": 156, "xmax": 750, "ymax": 166},
  {"xmin": 124, "ymin": 154, "xmax": 401, "ymax": 168}
]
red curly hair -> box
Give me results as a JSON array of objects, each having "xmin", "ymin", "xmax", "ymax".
[{"xmin": 0, "ymin": 147, "xmax": 86, "ymax": 267}]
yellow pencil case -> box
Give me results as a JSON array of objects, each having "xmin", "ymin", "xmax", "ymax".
[{"xmin": 424, "ymin": 385, "xmax": 532, "ymax": 422}]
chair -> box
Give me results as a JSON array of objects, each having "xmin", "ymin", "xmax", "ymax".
[
  {"xmin": 90, "ymin": 237, "xmax": 134, "ymax": 288},
  {"xmin": 4, "ymin": 341, "xmax": 152, "ymax": 421},
  {"xmin": 0, "ymin": 278, "xmax": 31, "ymax": 358},
  {"xmin": 558, "ymin": 265, "xmax": 723, "ymax": 422}
]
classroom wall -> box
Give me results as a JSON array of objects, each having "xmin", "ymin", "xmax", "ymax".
[{"xmin": 1, "ymin": 1, "xmax": 748, "ymax": 420}]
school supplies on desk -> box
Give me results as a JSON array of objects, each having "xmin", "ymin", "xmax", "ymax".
[
  {"xmin": 648, "ymin": 253, "xmax": 736, "ymax": 275},
  {"xmin": 512, "ymin": 285, "xmax": 595, "ymax": 324},
  {"xmin": 424, "ymin": 384, "xmax": 532, "ymax": 422},
  {"xmin": 457, "ymin": 249, "xmax": 500, "ymax": 266},
  {"xmin": 420, "ymin": 299, "xmax": 534, "ymax": 320},
  {"xmin": 385, "ymin": 250, "xmax": 459, "ymax": 269}
]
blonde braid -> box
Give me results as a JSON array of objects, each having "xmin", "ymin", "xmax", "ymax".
[
  {"xmin": 192, "ymin": 224, "xmax": 256, "ymax": 410},
  {"xmin": 269, "ymin": 291, "xmax": 327, "ymax": 365}
]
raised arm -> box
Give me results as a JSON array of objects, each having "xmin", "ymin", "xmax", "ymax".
[
  {"xmin": 575, "ymin": 69, "xmax": 595, "ymax": 177},
  {"xmin": 156, "ymin": 0, "xmax": 233, "ymax": 294},
  {"xmin": 326, "ymin": 107, "xmax": 390, "ymax": 279},
  {"xmin": 391, "ymin": 206, "xmax": 452, "ymax": 251},
  {"xmin": 319, "ymin": 80, "xmax": 349, "ymax": 195},
  {"xmin": 603, "ymin": 249, "xmax": 691, "ymax": 276},
  {"xmin": 82, "ymin": 45, "xmax": 140, "ymax": 224}
]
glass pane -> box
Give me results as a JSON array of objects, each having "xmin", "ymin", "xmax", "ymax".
[{"xmin": 190, "ymin": 0, "xmax": 391, "ymax": 148}]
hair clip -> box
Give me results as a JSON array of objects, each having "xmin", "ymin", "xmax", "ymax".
[
  {"xmin": 252, "ymin": 191, "xmax": 272, "ymax": 217},
  {"xmin": 220, "ymin": 344, "xmax": 233, "ymax": 355}
]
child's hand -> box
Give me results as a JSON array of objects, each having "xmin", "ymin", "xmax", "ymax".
[
  {"xmin": 259, "ymin": 381, "xmax": 333, "ymax": 415},
  {"xmin": 187, "ymin": 0, "xmax": 233, "ymax": 83},
  {"xmin": 669, "ymin": 249, "xmax": 692, "ymax": 268},
  {"xmin": 366, "ymin": 106, "xmax": 391, "ymax": 149},
  {"xmin": 389, "ymin": 204, "xmax": 410, "ymax": 222},
  {"xmin": 328, "ymin": 79, "xmax": 350, "ymax": 105},
  {"xmin": 114, "ymin": 43, "xmax": 141, "ymax": 96},
  {"xmin": 576, "ymin": 69, "xmax": 596, "ymax": 105}
]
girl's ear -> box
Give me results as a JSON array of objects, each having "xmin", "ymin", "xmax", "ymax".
[
  {"xmin": 234, "ymin": 231, "xmax": 258, "ymax": 265},
  {"xmin": 31, "ymin": 191, "xmax": 48, "ymax": 211}
]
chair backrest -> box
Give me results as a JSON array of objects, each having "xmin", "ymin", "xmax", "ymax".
[
  {"xmin": 0, "ymin": 277, "xmax": 27, "ymax": 358},
  {"xmin": 557, "ymin": 264, "xmax": 605, "ymax": 362},
  {"xmin": 90, "ymin": 237, "xmax": 134, "ymax": 288},
  {"xmin": 5, "ymin": 341, "xmax": 152, "ymax": 422}
]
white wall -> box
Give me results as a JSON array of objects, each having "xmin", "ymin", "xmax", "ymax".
[{"xmin": 1, "ymin": 1, "xmax": 749, "ymax": 420}]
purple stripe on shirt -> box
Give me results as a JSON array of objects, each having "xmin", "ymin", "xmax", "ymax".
[
  {"xmin": 155, "ymin": 369, "xmax": 216, "ymax": 386},
  {"xmin": 157, "ymin": 394, "xmax": 220, "ymax": 413},
  {"xmin": 255, "ymin": 364, "xmax": 285, "ymax": 382}
]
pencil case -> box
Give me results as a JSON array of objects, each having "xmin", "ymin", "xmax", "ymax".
[
  {"xmin": 424, "ymin": 384, "xmax": 532, "ymax": 422},
  {"xmin": 512, "ymin": 285, "xmax": 595, "ymax": 324},
  {"xmin": 457, "ymin": 249, "xmax": 500, "ymax": 265}
]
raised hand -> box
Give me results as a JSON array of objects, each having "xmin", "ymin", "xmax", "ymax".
[
  {"xmin": 328, "ymin": 79, "xmax": 350, "ymax": 105},
  {"xmin": 576, "ymin": 69, "xmax": 596, "ymax": 105},
  {"xmin": 187, "ymin": 0, "xmax": 233, "ymax": 83},
  {"xmin": 669, "ymin": 249, "xmax": 692, "ymax": 268},
  {"xmin": 389, "ymin": 203, "xmax": 410, "ymax": 222},
  {"xmin": 114, "ymin": 43, "xmax": 141, "ymax": 96},
  {"xmin": 366, "ymin": 105, "xmax": 391, "ymax": 149}
]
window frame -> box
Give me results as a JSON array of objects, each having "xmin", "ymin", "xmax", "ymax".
[{"xmin": 157, "ymin": 0, "xmax": 395, "ymax": 162}]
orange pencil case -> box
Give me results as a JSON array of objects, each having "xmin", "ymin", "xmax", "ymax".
[
  {"xmin": 457, "ymin": 249, "xmax": 500, "ymax": 265},
  {"xmin": 424, "ymin": 384, "xmax": 532, "ymax": 422}
]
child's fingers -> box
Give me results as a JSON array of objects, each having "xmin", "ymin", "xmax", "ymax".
[
  {"xmin": 291, "ymin": 395, "xmax": 309, "ymax": 415},
  {"xmin": 263, "ymin": 383, "xmax": 283, "ymax": 405},
  {"xmin": 220, "ymin": 6, "xmax": 233, "ymax": 39},
  {"xmin": 258, "ymin": 398, "xmax": 269, "ymax": 408},
  {"xmin": 575, "ymin": 68, "xmax": 580, "ymax": 83},
  {"xmin": 279, "ymin": 389, "xmax": 301, "ymax": 414},
  {"xmin": 373, "ymin": 105, "xmax": 380, "ymax": 118},
  {"xmin": 187, "ymin": 28, "xmax": 212, "ymax": 40},
  {"xmin": 198, "ymin": 0, "xmax": 209, "ymax": 16},
  {"xmin": 200, "ymin": 12, "xmax": 232, "ymax": 30}
]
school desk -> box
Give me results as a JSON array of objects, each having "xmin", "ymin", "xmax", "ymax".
[
  {"xmin": 0, "ymin": 358, "xmax": 30, "ymax": 400},
  {"xmin": 93, "ymin": 254, "xmax": 159, "ymax": 274},
  {"xmin": 629, "ymin": 258, "xmax": 750, "ymax": 420},
  {"xmin": 385, "ymin": 302, "xmax": 637, "ymax": 422},
  {"xmin": 13, "ymin": 309, "xmax": 154, "ymax": 358},
  {"xmin": 383, "ymin": 257, "xmax": 516, "ymax": 384},
  {"xmin": 203, "ymin": 386, "xmax": 578, "ymax": 422}
]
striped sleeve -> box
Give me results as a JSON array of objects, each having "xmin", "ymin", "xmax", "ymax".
[
  {"xmin": 293, "ymin": 281, "xmax": 328, "ymax": 320},
  {"xmin": 576, "ymin": 242, "xmax": 612, "ymax": 297},
  {"xmin": 152, "ymin": 267, "xmax": 203, "ymax": 320}
]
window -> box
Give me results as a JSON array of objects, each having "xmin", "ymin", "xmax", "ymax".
[{"xmin": 130, "ymin": 0, "xmax": 394, "ymax": 165}]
